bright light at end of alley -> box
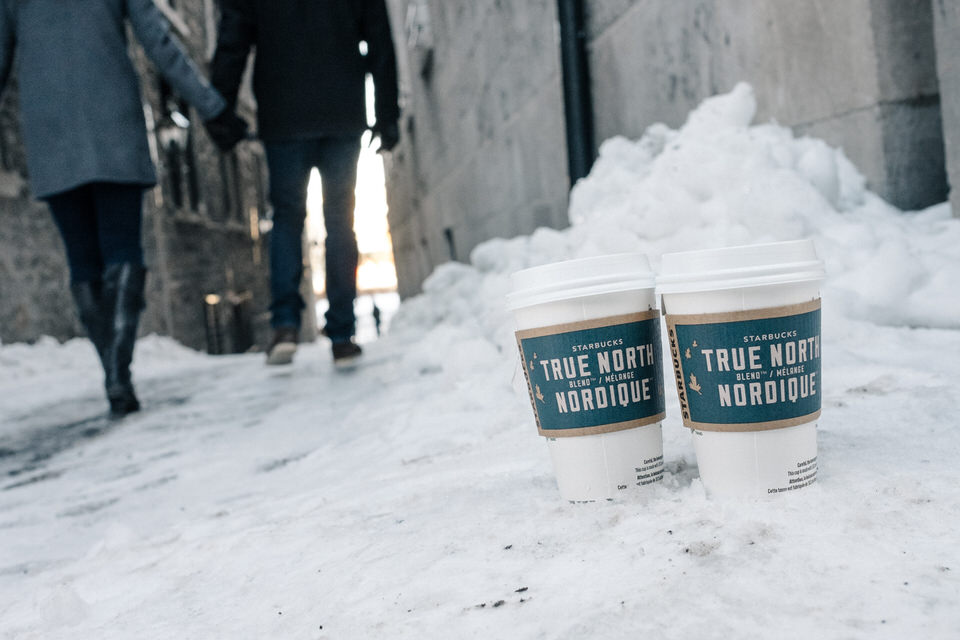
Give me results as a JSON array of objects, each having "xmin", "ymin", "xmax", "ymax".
[{"xmin": 307, "ymin": 128, "xmax": 398, "ymax": 295}]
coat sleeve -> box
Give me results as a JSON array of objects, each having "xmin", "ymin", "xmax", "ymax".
[
  {"xmin": 125, "ymin": 0, "xmax": 226, "ymax": 121},
  {"xmin": 209, "ymin": 0, "xmax": 255, "ymax": 112},
  {"xmin": 360, "ymin": 0, "xmax": 400, "ymax": 127},
  {"xmin": 0, "ymin": 1, "xmax": 15, "ymax": 96}
]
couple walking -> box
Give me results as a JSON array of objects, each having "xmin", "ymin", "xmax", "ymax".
[{"xmin": 0, "ymin": 0, "xmax": 399, "ymax": 417}]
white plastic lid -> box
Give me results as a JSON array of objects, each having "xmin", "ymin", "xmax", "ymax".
[
  {"xmin": 507, "ymin": 253, "xmax": 656, "ymax": 310},
  {"xmin": 657, "ymin": 239, "xmax": 825, "ymax": 294}
]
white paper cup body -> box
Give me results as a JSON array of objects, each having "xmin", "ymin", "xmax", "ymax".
[
  {"xmin": 659, "ymin": 240, "xmax": 825, "ymax": 498},
  {"xmin": 509, "ymin": 255, "xmax": 664, "ymax": 502}
]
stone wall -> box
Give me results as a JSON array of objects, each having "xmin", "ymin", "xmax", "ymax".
[
  {"xmin": 134, "ymin": 0, "xmax": 283, "ymax": 351},
  {"xmin": 0, "ymin": 0, "xmax": 286, "ymax": 351},
  {"xmin": 0, "ymin": 69, "xmax": 78, "ymax": 343}
]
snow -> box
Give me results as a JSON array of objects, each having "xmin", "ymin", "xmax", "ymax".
[{"xmin": 2, "ymin": 83, "xmax": 960, "ymax": 638}]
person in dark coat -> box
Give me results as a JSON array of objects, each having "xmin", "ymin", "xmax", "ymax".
[
  {"xmin": 207, "ymin": 0, "xmax": 400, "ymax": 367},
  {"xmin": 0, "ymin": 0, "xmax": 245, "ymax": 416}
]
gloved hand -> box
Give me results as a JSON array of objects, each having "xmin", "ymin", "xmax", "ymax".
[
  {"xmin": 204, "ymin": 108, "xmax": 249, "ymax": 153},
  {"xmin": 372, "ymin": 121, "xmax": 400, "ymax": 153}
]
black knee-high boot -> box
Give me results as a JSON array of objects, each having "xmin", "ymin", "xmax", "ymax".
[
  {"xmin": 70, "ymin": 280, "xmax": 110, "ymax": 370},
  {"xmin": 102, "ymin": 263, "xmax": 147, "ymax": 418}
]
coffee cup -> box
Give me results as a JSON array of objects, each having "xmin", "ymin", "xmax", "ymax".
[
  {"xmin": 508, "ymin": 254, "xmax": 666, "ymax": 502},
  {"xmin": 657, "ymin": 239, "xmax": 826, "ymax": 497}
]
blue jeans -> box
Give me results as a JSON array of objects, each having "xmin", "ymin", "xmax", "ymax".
[
  {"xmin": 265, "ymin": 136, "xmax": 361, "ymax": 341},
  {"xmin": 45, "ymin": 182, "xmax": 145, "ymax": 283}
]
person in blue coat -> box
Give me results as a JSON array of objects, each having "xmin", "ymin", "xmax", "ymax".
[{"xmin": 0, "ymin": 0, "xmax": 247, "ymax": 417}]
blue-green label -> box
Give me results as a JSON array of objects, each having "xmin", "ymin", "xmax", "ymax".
[
  {"xmin": 516, "ymin": 312, "xmax": 666, "ymax": 437},
  {"xmin": 666, "ymin": 300, "xmax": 822, "ymax": 432}
]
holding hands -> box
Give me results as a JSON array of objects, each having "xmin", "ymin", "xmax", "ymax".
[{"xmin": 204, "ymin": 108, "xmax": 249, "ymax": 152}]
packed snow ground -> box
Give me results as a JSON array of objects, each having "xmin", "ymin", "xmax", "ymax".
[{"xmin": 2, "ymin": 84, "xmax": 959, "ymax": 638}]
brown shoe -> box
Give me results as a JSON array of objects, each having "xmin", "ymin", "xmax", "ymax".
[
  {"xmin": 266, "ymin": 326, "xmax": 299, "ymax": 366},
  {"xmin": 331, "ymin": 339, "xmax": 362, "ymax": 369}
]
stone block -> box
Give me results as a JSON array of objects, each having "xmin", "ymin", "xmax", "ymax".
[
  {"xmin": 795, "ymin": 108, "xmax": 886, "ymax": 199},
  {"xmin": 933, "ymin": 0, "xmax": 960, "ymax": 216},
  {"xmin": 588, "ymin": 0, "xmax": 718, "ymax": 142},
  {"xmin": 716, "ymin": 0, "xmax": 881, "ymax": 125},
  {"xmin": 0, "ymin": 199, "xmax": 74, "ymax": 344},
  {"xmin": 871, "ymin": 0, "xmax": 939, "ymax": 102},
  {"xmin": 878, "ymin": 99, "xmax": 947, "ymax": 210}
]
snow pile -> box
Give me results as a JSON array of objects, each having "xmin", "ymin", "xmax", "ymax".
[
  {"xmin": 398, "ymin": 84, "xmax": 960, "ymax": 347},
  {"xmin": 2, "ymin": 84, "xmax": 960, "ymax": 639}
]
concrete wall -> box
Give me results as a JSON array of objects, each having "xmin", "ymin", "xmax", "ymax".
[
  {"xmin": 587, "ymin": 0, "xmax": 945, "ymax": 211},
  {"xmin": 385, "ymin": 0, "xmax": 570, "ymax": 297},
  {"xmin": 934, "ymin": 0, "xmax": 960, "ymax": 217},
  {"xmin": 385, "ymin": 0, "xmax": 952, "ymax": 298}
]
